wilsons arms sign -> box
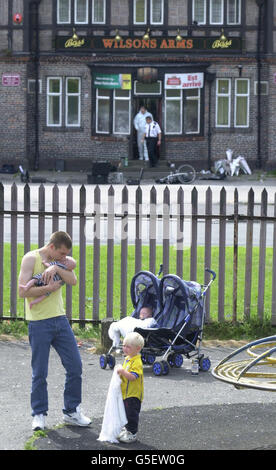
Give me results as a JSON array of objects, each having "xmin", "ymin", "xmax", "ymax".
[{"xmin": 55, "ymin": 36, "xmax": 242, "ymax": 52}]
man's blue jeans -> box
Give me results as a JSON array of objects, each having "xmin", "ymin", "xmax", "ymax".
[{"xmin": 28, "ymin": 316, "xmax": 82, "ymax": 416}]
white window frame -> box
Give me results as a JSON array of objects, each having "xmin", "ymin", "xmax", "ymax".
[
  {"xmin": 65, "ymin": 77, "xmax": 81, "ymax": 127},
  {"xmin": 165, "ymin": 89, "xmax": 183, "ymax": 135},
  {"xmin": 185, "ymin": 89, "xmax": 201, "ymax": 134},
  {"xmin": 92, "ymin": 0, "xmax": 106, "ymax": 24},
  {"xmin": 134, "ymin": 0, "xmax": 147, "ymax": 25},
  {"xmin": 150, "ymin": 0, "xmax": 164, "ymax": 25},
  {"xmin": 216, "ymin": 78, "xmax": 231, "ymax": 128},
  {"xmin": 57, "ymin": 0, "xmax": 71, "ymax": 24},
  {"xmin": 75, "ymin": 0, "xmax": 88, "ymax": 24},
  {"xmin": 47, "ymin": 77, "xmax": 62, "ymax": 127},
  {"xmin": 113, "ymin": 89, "xmax": 131, "ymax": 135},
  {"xmin": 96, "ymin": 88, "xmax": 110, "ymax": 134},
  {"xmin": 227, "ymin": 0, "xmax": 241, "ymax": 25},
  {"xmin": 134, "ymin": 80, "xmax": 162, "ymax": 95},
  {"xmin": 234, "ymin": 78, "xmax": 250, "ymax": 128},
  {"xmin": 210, "ymin": 0, "xmax": 223, "ymax": 25},
  {"xmin": 192, "ymin": 0, "xmax": 206, "ymax": 25},
  {"xmin": 254, "ymin": 81, "xmax": 268, "ymax": 96}
]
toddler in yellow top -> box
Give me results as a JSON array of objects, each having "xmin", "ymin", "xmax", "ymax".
[{"xmin": 116, "ymin": 332, "xmax": 145, "ymax": 443}]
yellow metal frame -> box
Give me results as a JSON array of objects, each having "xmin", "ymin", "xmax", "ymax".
[{"xmin": 212, "ymin": 336, "xmax": 276, "ymax": 391}]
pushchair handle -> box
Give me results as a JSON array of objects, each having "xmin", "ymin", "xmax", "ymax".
[{"xmin": 205, "ymin": 268, "xmax": 216, "ymax": 280}]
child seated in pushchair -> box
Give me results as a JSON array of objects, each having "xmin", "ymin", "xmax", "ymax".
[{"xmin": 108, "ymin": 306, "xmax": 157, "ymax": 348}]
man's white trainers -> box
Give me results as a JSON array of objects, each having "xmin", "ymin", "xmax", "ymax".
[
  {"xmin": 119, "ymin": 430, "xmax": 137, "ymax": 443},
  {"xmin": 63, "ymin": 405, "xmax": 91, "ymax": 427},
  {"xmin": 32, "ymin": 414, "xmax": 46, "ymax": 431}
]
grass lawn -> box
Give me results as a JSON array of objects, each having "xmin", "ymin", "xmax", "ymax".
[{"xmin": 1, "ymin": 243, "xmax": 274, "ymax": 325}]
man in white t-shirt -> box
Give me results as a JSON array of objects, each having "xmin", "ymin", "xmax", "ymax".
[{"xmin": 133, "ymin": 106, "xmax": 153, "ymax": 161}]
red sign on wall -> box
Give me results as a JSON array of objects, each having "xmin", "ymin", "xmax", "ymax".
[{"xmin": 2, "ymin": 74, "xmax": 21, "ymax": 86}]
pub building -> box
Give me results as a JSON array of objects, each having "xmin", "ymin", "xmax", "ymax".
[{"xmin": 0, "ymin": 0, "xmax": 275, "ymax": 172}]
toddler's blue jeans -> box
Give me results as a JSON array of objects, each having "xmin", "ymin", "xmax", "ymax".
[{"xmin": 28, "ymin": 316, "xmax": 82, "ymax": 416}]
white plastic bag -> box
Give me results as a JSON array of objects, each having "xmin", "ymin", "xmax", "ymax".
[{"xmin": 98, "ymin": 367, "xmax": 127, "ymax": 443}]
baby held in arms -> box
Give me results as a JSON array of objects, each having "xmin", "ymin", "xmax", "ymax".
[
  {"xmin": 19, "ymin": 256, "xmax": 76, "ymax": 309},
  {"xmin": 108, "ymin": 306, "xmax": 157, "ymax": 348}
]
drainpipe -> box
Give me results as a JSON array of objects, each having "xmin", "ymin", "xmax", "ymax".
[
  {"xmin": 30, "ymin": 0, "xmax": 41, "ymax": 171},
  {"xmin": 255, "ymin": 0, "xmax": 265, "ymax": 170}
]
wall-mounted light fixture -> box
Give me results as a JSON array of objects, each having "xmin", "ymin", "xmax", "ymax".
[
  {"xmin": 143, "ymin": 28, "xmax": 150, "ymax": 40},
  {"xmin": 72, "ymin": 28, "xmax": 79, "ymax": 40},
  {"xmin": 114, "ymin": 29, "xmax": 122, "ymax": 41},
  {"xmin": 219, "ymin": 28, "xmax": 227, "ymax": 41},
  {"xmin": 176, "ymin": 29, "xmax": 183, "ymax": 42}
]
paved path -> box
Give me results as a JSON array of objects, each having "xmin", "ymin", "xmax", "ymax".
[{"xmin": 1, "ymin": 337, "xmax": 276, "ymax": 452}]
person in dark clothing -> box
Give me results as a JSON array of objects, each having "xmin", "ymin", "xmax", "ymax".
[{"xmin": 142, "ymin": 116, "xmax": 161, "ymax": 167}]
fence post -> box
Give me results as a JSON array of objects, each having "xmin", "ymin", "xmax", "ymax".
[
  {"xmin": 149, "ymin": 186, "xmax": 157, "ymax": 274},
  {"xmin": 257, "ymin": 188, "xmax": 267, "ymax": 321},
  {"xmin": 106, "ymin": 185, "xmax": 114, "ymax": 318},
  {"xmin": 233, "ymin": 188, "xmax": 239, "ymax": 323},
  {"xmin": 78, "ymin": 185, "xmax": 86, "ymax": 327},
  {"xmin": 163, "ymin": 186, "xmax": 170, "ymax": 275},
  {"xmin": 190, "ymin": 187, "xmax": 198, "ymax": 281},
  {"xmin": 66, "ymin": 184, "xmax": 73, "ymax": 321},
  {"xmin": 52, "ymin": 184, "xmax": 59, "ymax": 233},
  {"xmin": 93, "ymin": 186, "xmax": 101, "ymax": 321},
  {"xmin": 135, "ymin": 186, "xmax": 142, "ymax": 274},
  {"xmin": 38, "ymin": 184, "xmax": 45, "ymax": 248},
  {"xmin": 218, "ymin": 187, "xmax": 226, "ymax": 322},
  {"xmin": 176, "ymin": 187, "xmax": 184, "ymax": 279},
  {"xmin": 0, "ymin": 183, "xmax": 3, "ymax": 317},
  {"xmin": 244, "ymin": 188, "xmax": 254, "ymax": 320},
  {"xmin": 10, "ymin": 183, "xmax": 17, "ymax": 318},
  {"xmin": 271, "ymin": 193, "xmax": 276, "ymax": 325},
  {"xmin": 204, "ymin": 187, "xmax": 212, "ymax": 321},
  {"xmin": 120, "ymin": 185, "xmax": 128, "ymax": 318},
  {"xmin": 24, "ymin": 184, "xmax": 30, "ymax": 255}
]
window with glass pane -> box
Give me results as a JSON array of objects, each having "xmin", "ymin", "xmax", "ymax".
[
  {"xmin": 47, "ymin": 78, "xmax": 62, "ymax": 126},
  {"xmin": 185, "ymin": 89, "xmax": 200, "ymax": 134},
  {"xmin": 193, "ymin": 0, "xmax": 206, "ymax": 24},
  {"xmin": 96, "ymin": 89, "xmax": 110, "ymax": 133},
  {"xmin": 134, "ymin": 0, "xmax": 146, "ymax": 24},
  {"xmin": 57, "ymin": 0, "xmax": 71, "ymax": 23},
  {"xmin": 235, "ymin": 79, "xmax": 249, "ymax": 127},
  {"xmin": 75, "ymin": 0, "xmax": 88, "ymax": 23},
  {"xmin": 210, "ymin": 0, "xmax": 223, "ymax": 24},
  {"xmin": 227, "ymin": 0, "xmax": 240, "ymax": 24},
  {"xmin": 92, "ymin": 0, "xmax": 105, "ymax": 23},
  {"xmin": 165, "ymin": 90, "xmax": 182, "ymax": 134},
  {"xmin": 113, "ymin": 90, "xmax": 130, "ymax": 134},
  {"xmin": 151, "ymin": 0, "xmax": 163, "ymax": 24},
  {"xmin": 66, "ymin": 78, "xmax": 80, "ymax": 126},
  {"xmin": 216, "ymin": 79, "xmax": 231, "ymax": 127}
]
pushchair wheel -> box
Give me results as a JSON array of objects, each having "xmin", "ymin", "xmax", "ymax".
[
  {"xmin": 152, "ymin": 360, "xmax": 169, "ymax": 376},
  {"xmin": 99, "ymin": 354, "xmax": 108, "ymax": 369},
  {"xmin": 199, "ymin": 356, "xmax": 211, "ymax": 371},
  {"xmin": 152, "ymin": 361, "xmax": 164, "ymax": 376},
  {"xmin": 107, "ymin": 354, "xmax": 116, "ymax": 369},
  {"xmin": 172, "ymin": 353, "xmax": 183, "ymax": 368},
  {"xmin": 146, "ymin": 354, "xmax": 156, "ymax": 365}
]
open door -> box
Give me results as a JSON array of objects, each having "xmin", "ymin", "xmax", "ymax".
[{"xmin": 133, "ymin": 98, "xmax": 162, "ymax": 160}]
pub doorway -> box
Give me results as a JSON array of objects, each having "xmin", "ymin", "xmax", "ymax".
[{"xmin": 133, "ymin": 97, "xmax": 162, "ymax": 160}]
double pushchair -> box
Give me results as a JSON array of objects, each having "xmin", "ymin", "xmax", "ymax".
[{"xmin": 99, "ymin": 268, "xmax": 216, "ymax": 376}]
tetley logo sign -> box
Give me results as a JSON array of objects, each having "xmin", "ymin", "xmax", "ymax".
[{"xmin": 55, "ymin": 36, "xmax": 242, "ymax": 52}]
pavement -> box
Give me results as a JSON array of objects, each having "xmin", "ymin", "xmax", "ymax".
[
  {"xmin": 1, "ymin": 336, "xmax": 276, "ymax": 455},
  {"xmin": 0, "ymin": 166, "xmax": 275, "ymax": 187}
]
